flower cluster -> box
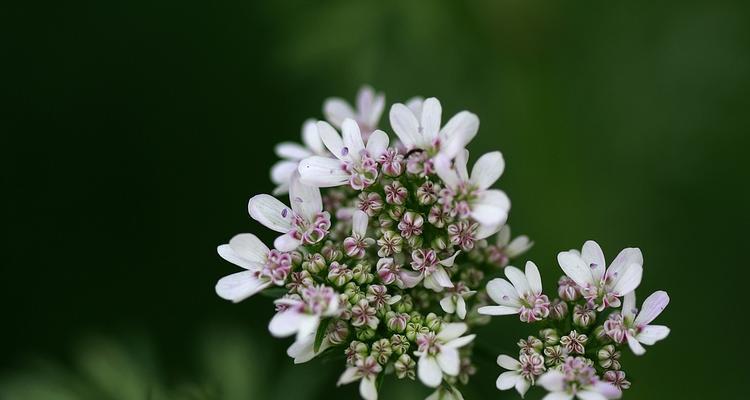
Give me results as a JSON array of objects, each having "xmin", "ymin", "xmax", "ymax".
[
  {"xmin": 486, "ymin": 240, "xmax": 670, "ymax": 399},
  {"xmin": 216, "ymin": 86, "xmax": 670, "ymax": 400}
]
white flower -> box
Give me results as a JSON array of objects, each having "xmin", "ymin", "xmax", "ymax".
[
  {"xmin": 408, "ymin": 249, "xmax": 461, "ymax": 292},
  {"xmin": 324, "ymin": 85, "xmax": 385, "ymax": 136},
  {"xmin": 538, "ymin": 367, "xmax": 622, "ymax": 400},
  {"xmin": 496, "ymin": 354, "xmax": 546, "ymax": 397},
  {"xmin": 439, "ymin": 283, "xmax": 476, "ymax": 320},
  {"xmin": 414, "ymin": 323, "xmax": 476, "ymax": 388},
  {"xmin": 425, "ymin": 385, "xmax": 464, "ymax": 400},
  {"xmin": 435, "ymin": 149, "xmax": 511, "ymax": 229},
  {"xmin": 248, "ymin": 173, "xmax": 331, "ymax": 252},
  {"xmin": 621, "ymin": 290, "xmax": 670, "ymax": 355},
  {"xmin": 389, "ymin": 97, "xmax": 478, "ymax": 161},
  {"xmin": 270, "ymin": 119, "xmax": 328, "ymax": 195},
  {"xmin": 491, "ymin": 225, "xmax": 533, "ymax": 266},
  {"xmin": 215, "ymin": 233, "xmax": 293, "ymax": 302},
  {"xmin": 337, "ymin": 356, "xmax": 382, "ymax": 400},
  {"xmin": 298, "ymin": 119, "xmax": 389, "ymax": 189},
  {"xmin": 479, "ymin": 261, "xmax": 550, "ymax": 323},
  {"xmin": 557, "ymin": 240, "xmax": 643, "ymax": 311},
  {"xmin": 268, "ymin": 284, "xmax": 340, "ymax": 341}
]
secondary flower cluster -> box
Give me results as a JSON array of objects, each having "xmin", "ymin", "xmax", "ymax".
[
  {"xmin": 484, "ymin": 240, "xmax": 670, "ymax": 399},
  {"xmin": 215, "ymin": 86, "xmax": 670, "ymax": 400}
]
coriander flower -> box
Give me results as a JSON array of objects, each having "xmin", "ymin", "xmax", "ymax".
[
  {"xmin": 248, "ymin": 174, "xmax": 330, "ymax": 251},
  {"xmin": 268, "ymin": 284, "xmax": 340, "ymax": 340},
  {"xmin": 439, "ymin": 282, "xmax": 476, "ymax": 320},
  {"xmin": 479, "ymin": 261, "xmax": 550, "ymax": 323},
  {"xmin": 605, "ymin": 290, "xmax": 670, "ymax": 355},
  {"xmin": 409, "ymin": 249, "xmax": 461, "ymax": 291},
  {"xmin": 337, "ymin": 355, "xmax": 382, "ymax": 400},
  {"xmin": 215, "ymin": 233, "xmax": 291, "ymax": 302},
  {"xmin": 495, "ymin": 353, "xmax": 545, "ymax": 397},
  {"xmin": 537, "ymin": 357, "xmax": 621, "ymax": 400},
  {"xmin": 271, "ymin": 119, "xmax": 328, "ymax": 195},
  {"xmin": 324, "ymin": 85, "xmax": 385, "ymax": 138},
  {"xmin": 298, "ymin": 119, "xmax": 389, "ymax": 189},
  {"xmin": 557, "ymin": 240, "xmax": 643, "ymax": 311},
  {"xmin": 435, "ymin": 150, "xmax": 511, "ymax": 230},
  {"xmin": 487, "ymin": 225, "xmax": 534, "ymax": 267},
  {"xmin": 389, "ymin": 97, "xmax": 479, "ymax": 163},
  {"xmin": 415, "ymin": 323, "xmax": 476, "ymax": 388}
]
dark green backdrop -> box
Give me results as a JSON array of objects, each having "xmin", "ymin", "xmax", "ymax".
[{"xmin": 3, "ymin": 0, "xmax": 748, "ymax": 399}]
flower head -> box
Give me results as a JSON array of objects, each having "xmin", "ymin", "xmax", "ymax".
[{"xmin": 414, "ymin": 323, "xmax": 476, "ymax": 388}]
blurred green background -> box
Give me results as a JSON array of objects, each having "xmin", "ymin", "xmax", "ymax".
[{"xmin": 3, "ymin": 0, "xmax": 748, "ymax": 398}]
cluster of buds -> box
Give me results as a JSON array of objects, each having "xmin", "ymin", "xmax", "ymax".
[
  {"xmin": 215, "ymin": 86, "xmax": 670, "ymax": 400},
  {"xmin": 487, "ymin": 240, "xmax": 671, "ymax": 399}
]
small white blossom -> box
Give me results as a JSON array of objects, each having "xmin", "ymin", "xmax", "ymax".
[
  {"xmin": 495, "ymin": 353, "xmax": 545, "ymax": 397},
  {"xmin": 439, "ymin": 283, "xmax": 476, "ymax": 320},
  {"xmin": 337, "ymin": 355, "xmax": 382, "ymax": 400},
  {"xmin": 479, "ymin": 261, "xmax": 550, "ymax": 323},
  {"xmin": 557, "ymin": 240, "xmax": 643, "ymax": 311},
  {"xmin": 612, "ymin": 290, "xmax": 671, "ymax": 355},
  {"xmin": 324, "ymin": 85, "xmax": 385, "ymax": 137},
  {"xmin": 270, "ymin": 119, "xmax": 328, "ymax": 195},
  {"xmin": 415, "ymin": 323, "xmax": 476, "ymax": 388}
]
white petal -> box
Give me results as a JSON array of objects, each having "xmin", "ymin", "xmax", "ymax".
[
  {"xmin": 609, "ymin": 263, "xmax": 643, "ymax": 295},
  {"xmin": 470, "ymin": 189, "xmax": 510, "ymax": 226},
  {"xmin": 582, "ymin": 240, "xmax": 606, "ymax": 283},
  {"xmin": 504, "ymin": 266, "xmax": 532, "ymax": 297},
  {"xmin": 592, "ymin": 382, "xmax": 622, "ymax": 399},
  {"xmin": 469, "ymin": 151, "xmax": 504, "ymax": 190},
  {"xmin": 430, "ymin": 266, "xmax": 454, "ymax": 288},
  {"xmin": 438, "ymin": 111, "xmax": 479, "ymax": 159},
  {"xmin": 217, "ymin": 244, "xmax": 261, "ymax": 270},
  {"xmin": 268, "ymin": 311, "xmax": 304, "ymax": 338},
  {"xmin": 506, "ymin": 236, "xmax": 533, "ymax": 257},
  {"xmin": 301, "ymin": 119, "xmax": 326, "ymax": 154},
  {"xmin": 454, "ymin": 149, "xmax": 469, "ymax": 181},
  {"xmin": 272, "ymin": 183, "xmax": 289, "ymax": 196},
  {"xmin": 475, "ymin": 222, "xmax": 503, "ymax": 240},
  {"xmin": 248, "ymin": 194, "xmax": 292, "ymax": 233},
  {"xmin": 288, "ymin": 333, "xmax": 326, "ymax": 364},
  {"xmin": 538, "ymin": 370, "xmax": 566, "ymax": 392},
  {"xmin": 436, "ymin": 346, "xmax": 460, "ymax": 376},
  {"xmin": 496, "ymin": 354, "xmax": 521, "ymax": 370},
  {"xmin": 577, "ymin": 391, "xmax": 607, "ymax": 400},
  {"xmin": 608, "ymin": 247, "xmax": 643, "ymax": 279},
  {"xmin": 275, "ymin": 142, "xmax": 312, "ymax": 160},
  {"xmin": 485, "ymin": 278, "xmax": 521, "ymax": 307},
  {"xmin": 274, "ymin": 232, "xmax": 301, "ymax": 252},
  {"xmin": 342, "ymin": 118, "xmax": 365, "ymax": 161},
  {"xmin": 295, "ymin": 314, "xmax": 320, "ymax": 341},
  {"xmin": 298, "ymin": 156, "xmax": 349, "ymax": 187},
  {"xmin": 362, "ymin": 89, "xmax": 385, "ymax": 129},
  {"xmin": 557, "ymin": 250, "xmax": 594, "ymax": 287},
  {"xmin": 434, "ymin": 154, "xmax": 462, "ymax": 189},
  {"xmin": 365, "ymin": 130, "xmax": 389, "ymax": 158},
  {"xmin": 418, "ymin": 356, "xmax": 443, "ymax": 388},
  {"xmin": 389, "ymin": 103, "xmax": 422, "ymax": 149},
  {"xmin": 515, "ymin": 379, "xmax": 531, "ymax": 397},
  {"xmin": 440, "ymin": 296, "xmax": 456, "ymax": 314},
  {"xmin": 542, "ymin": 393, "xmax": 574, "ymax": 400},
  {"xmin": 622, "ymin": 291, "xmax": 637, "ymax": 321},
  {"xmin": 352, "ymin": 209, "xmax": 368, "ymax": 237},
  {"xmin": 316, "ymin": 121, "xmax": 346, "ymax": 160},
  {"xmin": 397, "ymin": 269, "xmax": 423, "ymax": 288},
  {"xmin": 524, "ymin": 261, "xmax": 543, "ymax": 294},
  {"xmin": 444, "ymin": 334, "xmax": 475, "ymax": 349},
  {"xmin": 496, "ymin": 225, "xmax": 511, "ymax": 247},
  {"xmin": 437, "ymin": 323, "xmax": 468, "ymax": 341},
  {"xmin": 456, "ymin": 297, "xmax": 467, "ymax": 319},
  {"xmin": 323, "ymin": 98, "xmax": 355, "ymax": 128},
  {"xmin": 438, "ymin": 251, "xmax": 460, "ymax": 267},
  {"xmin": 337, "ymin": 366, "xmax": 359, "ymax": 385},
  {"xmin": 405, "ymin": 97, "xmax": 423, "ymax": 118},
  {"xmin": 495, "ymin": 372, "xmax": 520, "ymax": 391},
  {"xmin": 289, "ymin": 174, "xmax": 323, "ymax": 220},
  {"xmin": 271, "ymin": 160, "xmax": 298, "ymax": 185},
  {"xmin": 626, "ymin": 333, "xmax": 646, "ymax": 355},
  {"xmin": 215, "ymin": 271, "xmax": 270, "ymax": 302},
  {"xmin": 420, "ymin": 97, "xmax": 442, "ymax": 143},
  {"xmin": 636, "ymin": 325, "xmax": 670, "ymax": 345},
  {"xmin": 478, "ymin": 305, "xmax": 519, "ymax": 315},
  {"xmin": 634, "ymin": 291, "xmax": 670, "ymax": 326},
  {"xmin": 359, "ymin": 377, "xmax": 378, "ymax": 400},
  {"xmin": 227, "ymin": 233, "xmax": 269, "ymax": 264}
]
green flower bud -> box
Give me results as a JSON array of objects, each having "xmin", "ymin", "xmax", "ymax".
[
  {"xmin": 573, "ymin": 304, "xmax": 596, "ymax": 328},
  {"xmin": 425, "ymin": 312, "xmax": 442, "ymax": 332},
  {"xmin": 352, "ymin": 263, "xmax": 374, "ymax": 285},
  {"xmin": 543, "ymin": 345, "xmax": 565, "ymax": 366},
  {"xmin": 356, "ymin": 327, "xmax": 377, "ymax": 341},
  {"xmin": 394, "ymin": 295, "xmax": 413, "ymax": 313},
  {"xmin": 301, "ymin": 253, "xmax": 326, "ymax": 274},
  {"xmin": 430, "ymin": 235, "xmax": 448, "ymax": 251},
  {"xmin": 378, "ymin": 213, "xmax": 394, "ymax": 229},
  {"xmin": 387, "ymin": 205, "xmax": 405, "ymax": 221},
  {"xmin": 322, "ymin": 241, "xmax": 343, "ymax": 262},
  {"xmin": 394, "ymin": 354, "xmax": 416, "ymax": 380},
  {"xmin": 407, "ymin": 235, "xmax": 423, "ymax": 249},
  {"xmin": 390, "ymin": 334, "xmax": 411, "ymax": 355},
  {"xmin": 598, "ymin": 344, "xmax": 622, "ymax": 370},
  {"xmin": 539, "ymin": 328, "xmax": 560, "ymax": 346},
  {"xmin": 518, "ymin": 336, "xmax": 544, "ymax": 355},
  {"xmin": 405, "ymin": 322, "xmax": 429, "ymax": 342},
  {"xmin": 327, "ymin": 262, "xmax": 352, "ymax": 287},
  {"xmin": 371, "ymin": 338, "xmax": 393, "ymax": 365},
  {"xmin": 386, "ymin": 312, "xmax": 411, "ymax": 333}
]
